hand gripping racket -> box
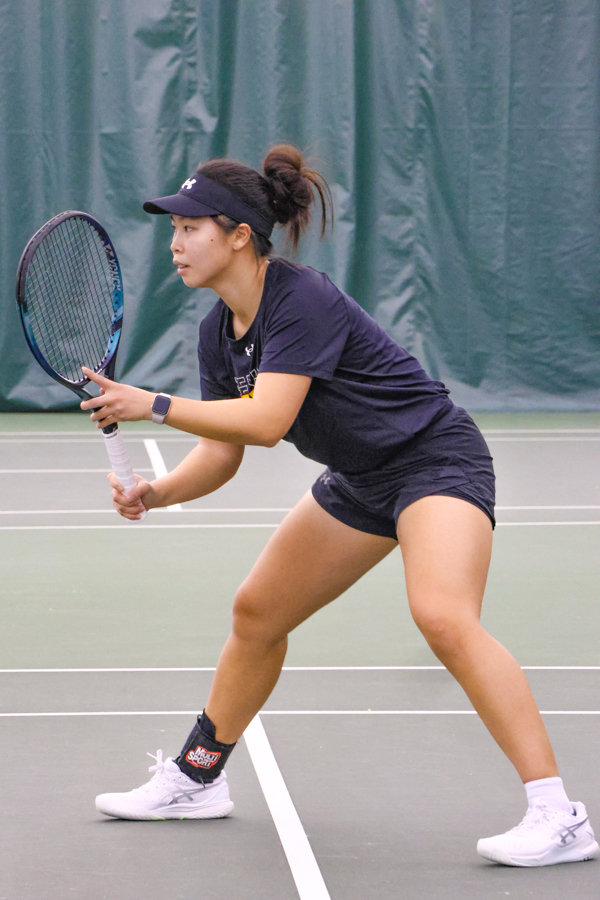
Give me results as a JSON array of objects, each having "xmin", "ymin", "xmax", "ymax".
[{"xmin": 16, "ymin": 211, "xmax": 146, "ymax": 519}]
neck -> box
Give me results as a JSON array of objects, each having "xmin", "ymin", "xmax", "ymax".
[{"xmin": 211, "ymin": 255, "xmax": 269, "ymax": 339}]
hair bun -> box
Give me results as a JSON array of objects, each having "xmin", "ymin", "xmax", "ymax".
[{"xmin": 262, "ymin": 144, "xmax": 332, "ymax": 249}]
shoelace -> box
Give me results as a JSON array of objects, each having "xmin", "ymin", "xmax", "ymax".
[
  {"xmin": 512, "ymin": 803, "xmax": 556, "ymax": 834},
  {"xmin": 145, "ymin": 748, "xmax": 208, "ymax": 801},
  {"xmin": 147, "ymin": 749, "xmax": 165, "ymax": 775}
]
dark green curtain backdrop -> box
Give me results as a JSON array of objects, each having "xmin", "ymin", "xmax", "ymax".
[{"xmin": 1, "ymin": 0, "xmax": 598, "ymax": 411}]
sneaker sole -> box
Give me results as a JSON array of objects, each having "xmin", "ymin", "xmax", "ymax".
[
  {"xmin": 96, "ymin": 800, "xmax": 234, "ymax": 821},
  {"xmin": 477, "ymin": 839, "xmax": 600, "ymax": 867}
]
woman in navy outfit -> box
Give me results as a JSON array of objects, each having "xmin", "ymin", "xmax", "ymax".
[{"xmin": 86, "ymin": 145, "xmax": 597, "ymax": 867}]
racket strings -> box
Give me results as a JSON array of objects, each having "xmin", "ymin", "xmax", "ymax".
[
  {"xmin": 43, "ymin": 224, "xmax": 112, "ymax": 363},
  {"xmin": 25, "ymin": 218, "xmax": 118, "ymax": 383},
  {"xmin": 53, "ymin": 225, "xmax": 112, "ymax": 357},
  {"xmin": 27, "ymin": 225, "xmax": 109, "ymax": 367}
]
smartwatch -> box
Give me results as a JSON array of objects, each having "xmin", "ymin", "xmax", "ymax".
[{"xmin": 151, "ymin": 393, "xmax": 172, "ymax": 425}]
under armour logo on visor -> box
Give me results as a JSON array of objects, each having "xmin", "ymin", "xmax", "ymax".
[{"xmin": 181, "ymin": 178, "xmax": 197, "ymax": 190}]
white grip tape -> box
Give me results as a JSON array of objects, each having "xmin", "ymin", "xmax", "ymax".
[{"xmin": 103, "ymin": 428, "xmax": 147, "ymax": 521}]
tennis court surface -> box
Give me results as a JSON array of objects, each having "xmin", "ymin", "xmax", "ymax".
[{"xmin": 1, "ymin": 410, "xmax": 599, "ymax": 900}]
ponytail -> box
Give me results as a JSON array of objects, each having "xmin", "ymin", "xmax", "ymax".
[
  {"xmin": 197, "ymin": 144, "xmax": 332, "ymax": 256},
  {"xmin": 262, "ymin": 144, "xmax": 332, "ymax": 251}
]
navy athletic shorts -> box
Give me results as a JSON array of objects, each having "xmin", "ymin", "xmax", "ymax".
[{"xmin": 311, "ymin": 404, "xmax": 495, "ymax": 540}]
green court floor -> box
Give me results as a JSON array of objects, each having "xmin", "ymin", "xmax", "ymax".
[{"xmin": 0, "ymin": 411, "xmax": 599, "ymax": 899}]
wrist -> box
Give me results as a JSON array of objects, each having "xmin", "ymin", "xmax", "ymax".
[
  {"xmin": 147, "ymin": 394, "xmax": 157, "ymax": 421},
  {"xmin": 142, "ymin": 481, "xmax": 158, "ymax": 510},
  {"xmin": 148, "ymin": 477, "xmax": 176, "ymax": 509}
]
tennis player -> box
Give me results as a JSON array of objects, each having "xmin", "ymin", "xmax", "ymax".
[{"xmin": 86, "ymin": 145, "xmax": 597, "ymax": 867}]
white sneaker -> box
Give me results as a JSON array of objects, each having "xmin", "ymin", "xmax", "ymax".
[
  {"xmin": 95, "ymin": 750, "xmax": 234, "ymax": 820},
  {"xmin": 477, "ymin": 800, "xmax": 600, "ymax": 866}
]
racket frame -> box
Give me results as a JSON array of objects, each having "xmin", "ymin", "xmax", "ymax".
[
  {"xmin": 16, "ymin": 210, "xmax": 147, "ymax": 519},
  {"xmin": 16, "ymin": 210, "xmax": 124, "ymax": 414}
]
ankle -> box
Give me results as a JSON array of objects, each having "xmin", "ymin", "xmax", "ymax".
[
  {"xmin": 525, "ymin": 776, "xmax": 573, "ymax": 815},
  {"xmin": 176, "ymin": 710, "xmax": 237, "ymax": 784}
]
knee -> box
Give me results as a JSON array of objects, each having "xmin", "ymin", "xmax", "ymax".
[
  {"xmin": 411, "ymin": 605, "xmax": 477, "ymax": 658},
  {"xmin": 231, "ymin": 582, "xmax": 283, "ymax": 645}
]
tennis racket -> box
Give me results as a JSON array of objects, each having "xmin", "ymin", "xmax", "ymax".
[{"xmin": 16, "ymin": 210, "xmax": 146, "ymax": 519}]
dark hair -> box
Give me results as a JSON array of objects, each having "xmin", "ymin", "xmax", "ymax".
[{"xmin": 196, "ymin": 144, "xmax": 332, "ymax": 256}]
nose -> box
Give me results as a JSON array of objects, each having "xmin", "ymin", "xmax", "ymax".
[{"xmin": 170, "ymin": 228, "xmax": 182, "ymax": 254}]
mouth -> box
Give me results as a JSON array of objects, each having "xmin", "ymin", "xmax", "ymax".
[{"xmin": 173, "ymin": 261, "xmax": 190, "ymax": 275}]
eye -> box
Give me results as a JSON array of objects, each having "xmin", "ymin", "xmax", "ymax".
[{"xmin": 184, "ymin": 225, "xmax": 195, "ymax": 232}]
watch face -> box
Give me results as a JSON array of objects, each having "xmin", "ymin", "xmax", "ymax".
[{"xmin": 153, "ymin": 394, "xmax": 171, "ymax": 415}]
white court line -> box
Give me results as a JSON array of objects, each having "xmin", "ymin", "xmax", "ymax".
[
  {"xmin": 0, "ymin": 431, "xmax": 168, "ymax": 437},
  {"xmin": 264, "ymin": 710, "xmax": 600, "ymax": 716},
  {"xmin": 0, "ymin": 521, "xmax": 281, "ymax": 532},
  {"xmin": 0, "ymin": 709, "xmax": 597, "ymax": 717},
  {"xmin": 0, "ymin": 508, "xmax": 293, "ymax": 515},
  {"xmin": 244, "ymin": 715, "xmax": 331, "ymax": 900},
  {"xmin": 1, "ymin": 521, "xmax": 599, "ymax": 531},
  {"xmin": 0, "ymin": 468, "xmax": 154, "ymax": 474},
  {"xmin": 0, "ymin": 666, "xmax": 598, "ymax": 673},
  {"xmin": 2, "ymin": 434, "xmax": 600, "ymax": 444},
  {"xmin": 0, "ymin": 430, "xmax": 196, "ymax": 437},
  {"xmin": 143, "ymin": 439, "xmax": 182, "ymax": 511},
  {"xmin": 3, "ymin": 428, "xmax": 600, "ymax": 436},
  {"xmin": 496, "ymin": 506, "xmax": 600, "ymax": 510},
  {"xmin": 1, "ymin": 506, "xmax": 598, "ymax": 515},
  {"xmin": 496, "ymin": 521, "xmax": 600, "ymax": 527},
  {"xmin": 0, "ymin": 437, "xmax": 196, "ymax": 444},
  {"xmin": 480, "ymin": 428, "xmax": 600, "ymax": 434}
]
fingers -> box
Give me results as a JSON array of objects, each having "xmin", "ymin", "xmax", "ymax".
[
  {"xmin": 80, "ymin": 395, "xmax": 106, "ymax": 411},
  {"xmin": 107, "ymin": 472, "xmax": 124, "ymax": 492},
  {"xmin": 80, "ymin": 369, "xmax": 113, "ymax": 419},
  {"xmin": 109, "ymin": 473, "xmax": 150, "ymax": 520},
  {"xmin": 111, "ymin": 487, "xmax": 146, "ymax": 520},
  {"xmin": 79, "ymin": 371, "xmax": 153, "ymax": 424},
  {"xmin": 82, "ymin": 366, "xmax": 111, "ymax": 386}
]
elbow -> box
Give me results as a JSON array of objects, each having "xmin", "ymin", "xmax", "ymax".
[
  {"xmin": 262, "ymin": 433, "xmax": 281, "ymax": 449},
  {"xmin": 254, "ymin": 421, "xmax": 286, "ymax": 448},
  {"xmin": 245, "ymin": 409, "xmax": 292, "ymax": 448},
  {"xmin": 254, "ymin": 426, "xmax": 281, "ymax": 448}
]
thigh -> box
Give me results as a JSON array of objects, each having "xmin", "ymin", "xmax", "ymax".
[
  {"xmin": 396, "ymin": 495, "xmax": 493, "ymax": 625},
  {"xmin": 236, "ymin": 491, "xmax": 397, "ymax": 638}
]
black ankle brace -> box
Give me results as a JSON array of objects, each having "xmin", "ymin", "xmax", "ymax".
[{"xmin": 176, "ymin": 710, "xmax": 236, "ymax": 783}]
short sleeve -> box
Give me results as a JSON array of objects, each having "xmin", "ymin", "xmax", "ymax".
[
  {"xmin": 198, "ymin": 309, "xmax": 235, "ymax": 401},
  {"xmin": 258, "ymin": 274, "xmax": 350, "ymax": 381}
]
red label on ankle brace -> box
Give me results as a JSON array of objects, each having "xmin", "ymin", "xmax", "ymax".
[{"xmin": 185, "ymin": 745, "xmax": 222, "ymax": 769}]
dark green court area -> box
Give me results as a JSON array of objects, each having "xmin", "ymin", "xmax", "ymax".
[{"xmin": 0, "ymin": 412, "xmax": 599, "ymax": 899}]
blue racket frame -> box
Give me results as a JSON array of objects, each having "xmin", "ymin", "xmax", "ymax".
[{"xmin": 16, "ymin": 211, "xmax": 124, "ymax": 438}]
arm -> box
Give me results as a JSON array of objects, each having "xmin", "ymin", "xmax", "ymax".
[
  {"xmin": 81, "ymin": 368, "xmax": 312, "ymax": 447},
  {"xmin": 164, "ymin": 372, "xmax": 311, "ymax": 446},
  {"xmin": 111, "ymin": 437, "xmax": 244, "ymax": 520}
]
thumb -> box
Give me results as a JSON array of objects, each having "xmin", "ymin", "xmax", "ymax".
[
  {"xmin": 123, "ymin": 475, "xmax": 150, "ymax": 501},
  {"xmin": 108, "ymin": 473, "xmax": 147, "ymax": 498}
]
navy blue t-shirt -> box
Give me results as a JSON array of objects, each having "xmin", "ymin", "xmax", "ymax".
[{"xmin": 198, "ymin": 258, "xmax": 452, "ymax": 475}]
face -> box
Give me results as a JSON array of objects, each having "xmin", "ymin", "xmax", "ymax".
[{"xmin": 170, "ymin": 215, "xmax": 235, "ymax": 289}]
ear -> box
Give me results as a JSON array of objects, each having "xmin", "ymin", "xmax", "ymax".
[{"xmin": 230, "ymin": 222, "xmax": 252, "ymax": 251}]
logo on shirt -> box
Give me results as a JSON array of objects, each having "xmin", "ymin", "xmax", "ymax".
[
  {"xmin": 185, "ymin": 745, "xmax": 222, "ymax": 769},
  {"xmin": 181, "ymin": 178, "xmax": 197, "ymax": 190},
  {"xmin": 235, "ymin": 368, "xmax": 258, "ymax": 399},
  {"xmin": 245, "ymin": 343, "xmax": 254, "ymax": 357}
]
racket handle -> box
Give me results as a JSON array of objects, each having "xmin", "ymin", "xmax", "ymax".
[{"xmin": 103, "ymin": 428, "xmax": 147, "ymax": 521}]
